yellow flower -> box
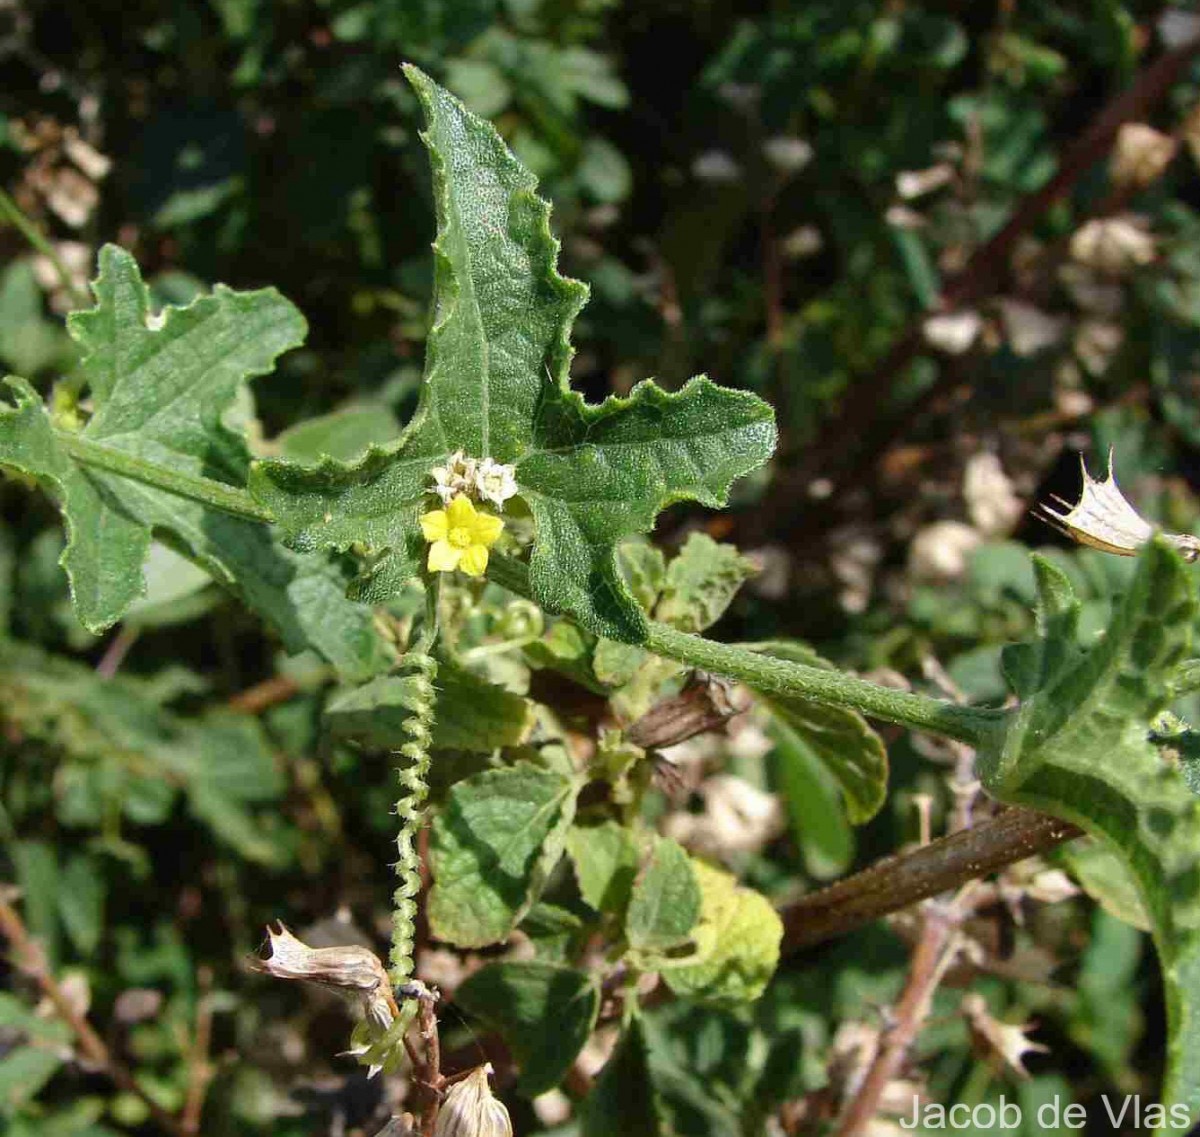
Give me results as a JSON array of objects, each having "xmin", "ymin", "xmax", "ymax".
[{"xmin": 420, "ymin": 494, "xmax": 504, "ymax": 577}]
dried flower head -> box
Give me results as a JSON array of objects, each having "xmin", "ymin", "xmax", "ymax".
[
  {"xmin": 1111, "ymin": 123, "xmax": 1177, "ymax": 192},
  {"xmin": 434, "ymin": 1065, "xmax": 513, "ymax": 1137},
  {"xmin": 962, "ymin": 993, "xmax": 1048, "ymax": 1078},
  {"xmin": 1038, "ymin": 451, "xmax": 1200, "ymax": 562},
  {"xmin": 475, "ymin": 457, "xmax": 518, "ymax": 508},
  {"xmin": 431, "ymin": 451, "xmax": 478, "ymax": 506},
  {"xmin": 1069, "ymin": 216, "xmax": 1156, "ymax": 275},
  {"xmin": 250, "ymin": 922, "xmax": 395, "ymax": 1017},
  {"xmin": 430, "ymin": 452, "xmax": 518, "ymax": 510},
  {"xmin": 249, "ymin": 922, "xmax": 412, "ymax": 1077}
]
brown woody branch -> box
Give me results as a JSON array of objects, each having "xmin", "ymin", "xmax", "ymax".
[{"xmin": 780, "ymin": 806, "xmax": 1082, "ymax": 953}]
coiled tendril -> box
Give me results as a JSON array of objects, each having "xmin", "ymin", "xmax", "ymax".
[{"xmin": 389, "ymin": 647, "xmax": 438, "ymax": 986}]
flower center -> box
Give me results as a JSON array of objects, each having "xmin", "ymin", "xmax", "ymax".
[{"xmin": 448, "ymin": 526, "xmax": 473, "ymax": 549}]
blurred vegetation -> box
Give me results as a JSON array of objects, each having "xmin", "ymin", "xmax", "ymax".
[{"xmin": 6, "ymin": 2, "xmax": 1200, "ymax": 1134}]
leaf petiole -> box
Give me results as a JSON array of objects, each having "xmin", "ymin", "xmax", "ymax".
[
  {"xmin": 57, "ymin": 432, "xmax": 275, "ymax": 524},
  {"xmin": 486, "ymin": 552, "xmax": 1007, "ymax": 747}
]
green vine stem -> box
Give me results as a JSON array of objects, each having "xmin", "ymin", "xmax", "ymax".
[
  {"xmin": 389, "ymin": 582, "xmax": 441, "ymax": 986},
  {"xmin": 488, "ymin": 552, "xmax": 1005, "ymax": 748},
  {"xmin": 47, "ymin": 432, "xmax": 1002, "ymax": 751},
  {"xmin": 644, "ymin": 623, "xmax": 1005, "ymax": 747}
]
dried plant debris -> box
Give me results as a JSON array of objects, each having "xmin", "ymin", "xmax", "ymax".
[
  {"xmin": 1038, "ymin": 451, "xmax": 1200, "ymax": 561},
  {"xmin": 249, "ymin": 922, "xmax": 416, "ymax": 1078}
]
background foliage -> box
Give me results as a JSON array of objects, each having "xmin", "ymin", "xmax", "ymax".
[{"xmin": 6, "ymin": 2, "xmax": 1200, "ymax": 1134}]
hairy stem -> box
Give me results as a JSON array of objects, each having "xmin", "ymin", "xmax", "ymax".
[
  {"xmin": 644, "ymin": 623, "xmax": 1005, "ymax": 747},
  {"xmin": 780, "ymin": 806, "xmax": 1082, "ymax": 952},
  {"xmin": 489, "ymin": 552, "xmax": 1004, "ymax": 746},
  {"xmin": 390, "ymin": 583, "xmax": 441, "ymax": 986},
  {"xmin": 58, "ymin": 433, "xmax": 275, "ymax": 523}
]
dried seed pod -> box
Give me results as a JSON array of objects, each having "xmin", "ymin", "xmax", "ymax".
[
  {"xmin": 249, "ymin": 922, "xmax": 415, "ymax": 1077},
  {"xmin": 434, "ymin": 1065, "xmax": 513, "ymax": 1137},
  {"xmin": 249, "ymin": 923, "xmax": 396, "ymax": 1023},
  {"xmin": 1038, "ymin": 452, "xmax": 1200, "ymax": 562}
]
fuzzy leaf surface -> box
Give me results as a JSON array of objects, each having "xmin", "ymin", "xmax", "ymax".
[
  {"xmin": 655, "ymin": 532, "xmax": 757, "ymax": 632},
  {"xmin": 625, "ymin": 837, "xmax": 701, "ymax": 956},
  {"xmin": 660, "ymin": 861, "xmax": 783, "ymax": 1004},
  {"xmin": 980, "ymin": 542, "xmax": 1200, "ymax": 1123},
  {"xmin": 0, "ymin": 247, "xmax": 389, "ymax": 680},
  {"xmin": 428, "ymin": 761, "xmax": 578, "ymax": 947},
  {"xmin": 249, "ymin": 68, "xmax": 775, "ymax": 643},
  {"xmin": 567, "ymin": 820, "xmax": 640, "ymax": 914}
]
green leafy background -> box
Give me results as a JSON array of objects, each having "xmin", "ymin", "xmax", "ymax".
[{"xmin": 5, "ymin": 3, "xmax": 1200, "ymax": 1135}]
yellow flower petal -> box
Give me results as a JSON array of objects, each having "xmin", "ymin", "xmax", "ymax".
[
  {"xmin": 427, "ymin": 539, "xmax": 462, "ymax": 573},
  {"xmin": 446, "ymin": 495, "xmax": 476, "ymax": 528},
  {"xmin": 459, "ymin": 544, "xmax": 489, "ymax": 577},
  {"xmin": 469, "ymin": 511, "xmax": 503, "ymax": 547},
  {"xmin": 420, "ymin": 509, "xmax": 448, "ymax": 541}
]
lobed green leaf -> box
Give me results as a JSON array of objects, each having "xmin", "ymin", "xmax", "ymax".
[
  {"xmin": 249, "ymin": 68, "xmax": 775, "ymax": 643},
  {"xmin": 980, "ymin": 540, "xmax": 1200, "ymax": 1122},
  {"xmin": 0, "ymin": 248, "xmax": 390, "ymax": 680}
]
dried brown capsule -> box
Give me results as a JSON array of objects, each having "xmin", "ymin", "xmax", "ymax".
[
  {"xmin": 249, "ymin": 922, "xmax": 413, "ymax": 1076},
  {"xmin": 1038, "ymin": 452, "xmax": 1200, "ymax": 562},
  {"xmin": 434, "ymin": 1065, "xmax": 513, "ymax": 1137}
]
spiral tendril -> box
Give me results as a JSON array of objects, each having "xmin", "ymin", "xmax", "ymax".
[{"xmin": 389, "ymin": 649, "xmax": 438, "ymax": 986}]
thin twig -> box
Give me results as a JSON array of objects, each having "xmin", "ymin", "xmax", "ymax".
[
  {"xmin": 226, "ymin": 674, "xmax": 302, "ymax": 714},
  {"xmin": 833, "ymin": 902, "xmax": 963, "ymax": 1137},
  {"xmin": 780, "ymin": 806, "xmax": 1082, "ymax": 952},
  {"xmin": 0, "ymin": 896, "xmax": 185, "ymax": 1137},
  {"xmin": 180, "ymin": 968, "xmax": 215, "ymax": 1136},
  {"xmin": 95, "ymin": 625, "xmax": 139, "ymax": 678}
]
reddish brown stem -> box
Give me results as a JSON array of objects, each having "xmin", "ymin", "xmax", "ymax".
[
  {"xmin": 0, "ymin": 897, "xmax": 185, "ymax": 1137},
  {"xmin": 180, "ymin": 969, "xmax": 215, "ymax": 1136},
  {"xmin": 780, "ymin": 807, "xmax": 1081, "ymax": 952},
  {"xmin": 415, "ymin": 988, "xmax": 445, "ymax": 1137},
  {"xmin": 226, "ymin": 674, "xmax": 301, "ymax": 714},
  {"xmin": 833, "ymin": 904, "xmax": 961, "ymax": 1137}
]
